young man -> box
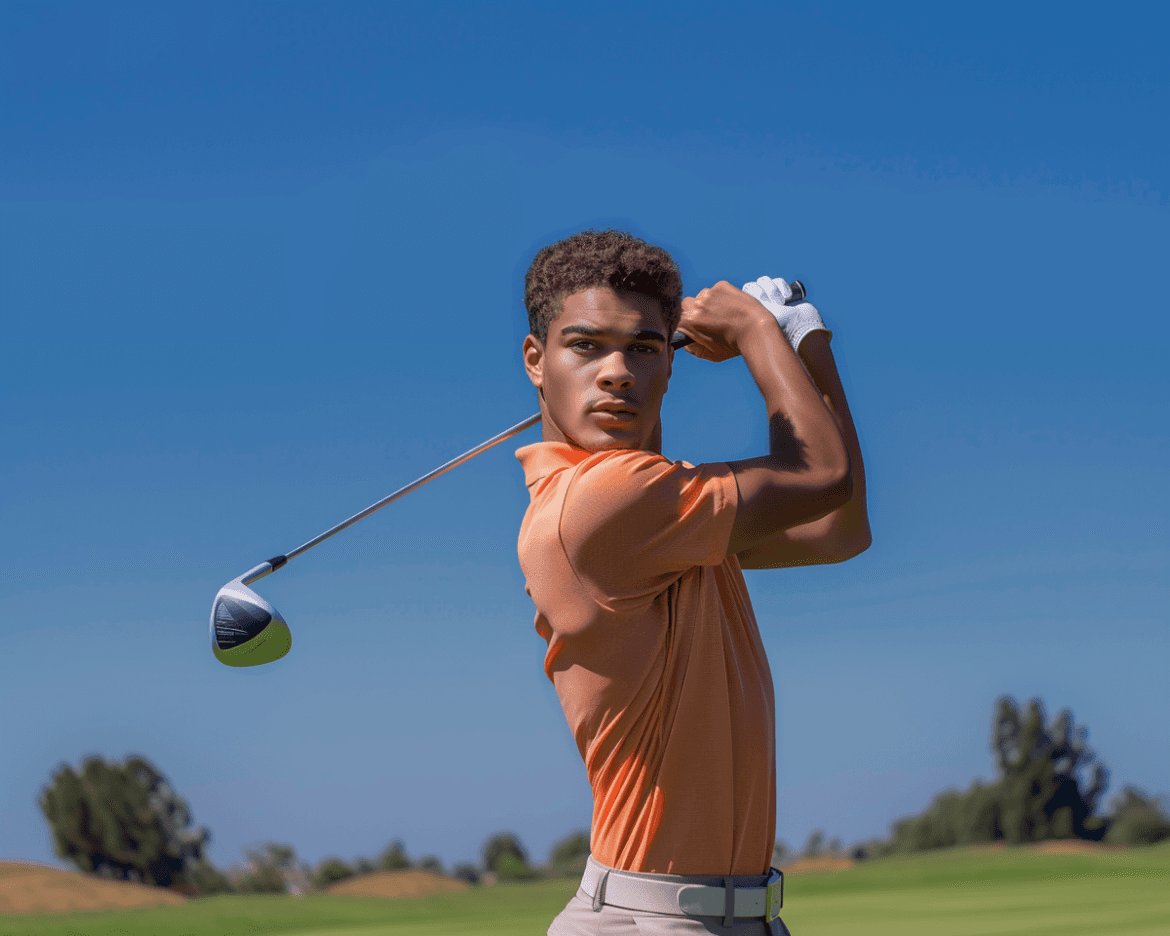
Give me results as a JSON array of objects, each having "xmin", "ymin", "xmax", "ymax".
[{"xmin": 515, "ymin": 230, "xmax": 870, "ymax": 936}]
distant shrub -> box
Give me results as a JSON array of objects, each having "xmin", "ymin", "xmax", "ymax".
[
  {"xmin": 482, "ymin": 832, "xmax": 530, "ymax": 877},
  {"xmin": 416, "ymin": 855, "xmax": 445, "ymax": 874},
  {"xmin": 234, "ymin": 862, "xmax": 287, "ymax": 894},
  {"xmin": 232, "ymin": 843, "xmax": 300, "ymax": 894},
  {"xmin": 849, "ymin": 836, "xmax": 897, "ymax": 862},
  {"xmin": 452, "ymin": 862, "xmax": 481, "ymax": 885},
  {"xmin": 378, "ymin": 839, "xmax": 412, "ymax": 871},
  {"xmin": 1105, "ymin": 788, "xmax": 1170, "ymax": 845},
  {"xmin": 312, "ymin": 858, "xmax": 356, "ymax": 888},
  {"xmin": 549, "ymin": 830, "xmax": 590, "ymax": 875},
  {"xmin": 496, "ymin": 852, "xmax": 542, "ymax": 882},
  {"xmin": 802, "ymin": 830, "xmax": 825, "ymax": 857},
  {"xmin": 190, "ymin": 859, "xmax": 235, "ymax": 896}
]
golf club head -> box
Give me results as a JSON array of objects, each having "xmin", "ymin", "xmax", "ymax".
[{"xmin": 210, "ymin": 569, "xmax": 291, "ymax": 667}]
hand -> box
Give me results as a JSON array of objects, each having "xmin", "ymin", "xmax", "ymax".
[
  {"xmin": 742, "ymin": 276, "xmax": 831, "ymax": 351},
  {"xmin": 677, "ymin": 281, "xmax": 777, "ymax": 362}
]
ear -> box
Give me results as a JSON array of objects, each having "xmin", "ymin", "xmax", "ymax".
[{"xmin": 522, "ymin": 334, "xmax": 545, "ymax": 390}]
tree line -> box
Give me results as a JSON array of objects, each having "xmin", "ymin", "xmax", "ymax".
[
  {"xmin": 828, "ymin": 695, "xmax": 1170, "ymax": 861},
  {"xmin": 36, "ymin": 694, "xmax": 1169, "ymax": 897},
  {"xmin": 37, "ymin": 753, "xmax": 590, "ymax": 897}
]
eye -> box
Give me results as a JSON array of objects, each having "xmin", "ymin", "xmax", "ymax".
[
  {"xmin": 632, "ymin": 344, "xmax": 659, "ymax": 354},
  {"xmin": 570, "ymin": 340, "xmax": 596, "ymax": 351}
]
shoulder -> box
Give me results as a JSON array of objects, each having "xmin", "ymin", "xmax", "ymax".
[
  {"xmin": 564, "ymin": 448, "xmax": 720, "ymax": 503},
  {"xmin": 560, "ymin": 450, "xmax": 737, "ymax": 562}
]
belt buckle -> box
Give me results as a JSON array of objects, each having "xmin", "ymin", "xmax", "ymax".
[{"xmin": 764, "ymin": 870, "xmax": 784, "ymax": 921}]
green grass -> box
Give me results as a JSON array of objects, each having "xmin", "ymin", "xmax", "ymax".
[
  {"xmin": 783, "ymin": 844, "xmax": 1170, "ymax": 936},
  {"xmin": 0, "ymin": 879, "xmax": 581, "ymax": 936},
  {"xmin": 3, "ymin": 845, "xmax": 1169, "ymax": 936}
]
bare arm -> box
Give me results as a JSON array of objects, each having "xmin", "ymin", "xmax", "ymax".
[
  {"xmin": 735, "ymin": 330, "xmax": 871, "ymax": 568},
  {"xmin": 677, "ymin": 283, "xmax": 852, "ymax": 557}
]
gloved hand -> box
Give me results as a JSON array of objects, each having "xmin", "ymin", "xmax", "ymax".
[{"xmin": 742, "ymin": 276, "xmax": 831, "ymax": 352}]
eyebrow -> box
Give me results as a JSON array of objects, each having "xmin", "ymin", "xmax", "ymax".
[{"xmin": 559, "ymin": 324, "xmax": 667, "ymax": 343}]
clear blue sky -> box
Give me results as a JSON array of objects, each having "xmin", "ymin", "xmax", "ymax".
[{"xmin": 2, "ymin": 1, "xmax": 1166, "ymax": 873}]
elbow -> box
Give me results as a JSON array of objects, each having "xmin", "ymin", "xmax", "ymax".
[
  {"xmin": 827, "ymin": 492, "xmax": 873, "ymax": 561},
  {"xmin": 811, "ymin": 523, "xmax": 871, "ymax": 565},
  {"xmin": 834, "ymin": 526, "xmax": 872, "ymax": 562},
  {"xmin": 817, "ymin": 465, "xmax": 871, "ymax": 564},
  {"xmin": 818, "ymin": 452, "xmax": 854, "ymax": 515}
]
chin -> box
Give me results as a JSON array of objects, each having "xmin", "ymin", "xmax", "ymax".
[
  {"xmin": 560, "ymin": 428, "xmax": 636, "ymax": 452},
  {"xmin": 583, "ymin": 433, "xmax": 648, "ymax": 452}
]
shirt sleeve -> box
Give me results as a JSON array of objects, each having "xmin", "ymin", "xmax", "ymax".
[{"xmin": 558, "ymin": 449, "xmax": 738, "ymax": 611}]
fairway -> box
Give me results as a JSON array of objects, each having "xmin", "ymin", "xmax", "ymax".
[{"xmin": 2, "ymin": 845, "xmax": 1167, "ymax": 936}]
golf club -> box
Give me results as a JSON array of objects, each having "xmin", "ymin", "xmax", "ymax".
[{"xmin": 210, "ymin": 280, "xmax": 807, "ymax": 666}]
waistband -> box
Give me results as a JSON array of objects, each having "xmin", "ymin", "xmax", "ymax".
[{"xmin": 580, "ymin": 855, "xmax": 784, "ymax": 925}]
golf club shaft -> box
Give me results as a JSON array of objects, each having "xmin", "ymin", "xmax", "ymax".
[
  {"xmin": 247, "ymin": 279, "xmax": 808, "ymax": 583},
  {"xmin": 280, "ymin": 411, "xmax": 544, "ymax": 565}
]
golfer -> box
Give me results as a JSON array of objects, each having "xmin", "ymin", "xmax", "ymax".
[{"xmin": 515, "ymin": 230, "xmax": 870, "ymax": 935}]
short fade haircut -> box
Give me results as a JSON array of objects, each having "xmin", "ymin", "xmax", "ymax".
[{"xmin": 524, "ymin": 229, "xmax": 683, "ymax": 344}]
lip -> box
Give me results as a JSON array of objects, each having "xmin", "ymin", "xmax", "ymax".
[
  {"xmin": 590, "ymin": 401, "xmax": 638, "ymax": 416},
  {"xmin": 592, "ymin": 411, "xmax": 636, "ymax": 426}
]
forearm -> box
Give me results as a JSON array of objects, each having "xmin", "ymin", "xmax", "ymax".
[
  {"xmin": 677, "ymin": 281, "xmax": 852, "ymax": 555},
  {"xmin": 737, "ymin": 332, "xmax": 870, "ymax": 567},
  {"xmin": 734, "ymin": 318, "xmax": 847, "ymax": 493},
  {"xmin": 800, "ymin": 332, "xmax": 868, "ymax": 525}
]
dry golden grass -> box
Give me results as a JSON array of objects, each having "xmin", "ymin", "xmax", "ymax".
[
  {"xmin": 0, "ymin": 860, "xmax": 188, "ymax": 915},
  {"xmin": 323, "ymin": 868, "xmax": 471, "ymax": 898}
]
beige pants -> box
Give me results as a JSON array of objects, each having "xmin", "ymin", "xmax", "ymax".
[{"xmin": 548, "ymin": 886, "xmax": 792, "ymax": 936}]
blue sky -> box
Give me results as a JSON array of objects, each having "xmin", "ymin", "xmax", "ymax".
[{"xmin": 2, "ymin": 1, "xmax": 1167, "ymax": 874}]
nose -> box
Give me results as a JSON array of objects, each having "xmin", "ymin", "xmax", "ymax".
[{"xmin": 597, "ymin": 350, "xmax": 635, "ymax": 389}]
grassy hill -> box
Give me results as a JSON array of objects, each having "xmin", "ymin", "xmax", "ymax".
[{"xmin": 2, "ymin": 843, "xmax": 1167, "ymax": 936}]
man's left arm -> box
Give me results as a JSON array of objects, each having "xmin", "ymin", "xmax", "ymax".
[{"xmin": 735, "ymin": 330, "xmax": 871, "ymax": 568}]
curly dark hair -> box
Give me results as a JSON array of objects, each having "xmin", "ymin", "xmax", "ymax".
[{"xmin": 524, "ymin": 229, "xmax": 683, "ymax": 344}]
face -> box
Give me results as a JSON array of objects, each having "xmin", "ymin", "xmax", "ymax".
[{"xmin": 523, "ymin": 287, "xmax": 673, "ymax": 453}]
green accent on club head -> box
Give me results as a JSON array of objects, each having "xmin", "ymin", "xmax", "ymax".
[{"xmin": 213, "ymin": 619, "xmax": 292, "ymax": 667}]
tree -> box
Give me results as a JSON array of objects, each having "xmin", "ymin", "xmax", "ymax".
[
  {"xmin": 802, "ymin": 830, "xmax": 824, "ymax": 857},
  {"xmin": 848, "ymin": 838, "xmax": 888, "ymax": 862},
  {"xmin": 884, "ymin": 695, "xmax": 1112, "ymax": 855},
  {"xmin": 1104, "ymin": 787, "xmax": 1170, "ymax": 845},
  {"xmin": 482, "ymin": 832, "xmax": 540, "ymax": 881},
  {"xmin": 993, "ymin": 697, "xmax": 1108, "ymax": 843},
  {"xmin": 190, "ymin": 859, "xmax": 235, "ymax": 896},
  {"xmin": 378, "ymin": 839, "xmax": 412, "ymax": 871},
  {"xmin": 233, "ymin": 843, "xmax": 301, "ymax": 894},
  {"xmin": 38, "ymin": 754, "xmax": 214, "ymax": 892},
  {"xmin": 549, "ymin": 830, "xmax": 590, "ymax": 875},
  {"xmin": 887, "ymin": 781, "xmax": 1002, "ymax": 853},
  {"xmin": 416, "ymin": 855, "xmax": 445, "ymax": 874},
  {"xmin": 312, "ymin": 857, "xmax": 356, "ymax": 888},
  {"xmin": 452, "ymin": 861, "xmax": 481, "ymax": 885}
]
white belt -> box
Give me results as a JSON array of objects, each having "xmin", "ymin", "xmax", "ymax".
[{"xmin": 580, "ymin": 855, "xmax": 784, "ymax": 925}]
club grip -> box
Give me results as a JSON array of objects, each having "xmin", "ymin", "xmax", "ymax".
[{"xmin": 670, "ymin": 279, "xmax": 806, "ymax": 350}]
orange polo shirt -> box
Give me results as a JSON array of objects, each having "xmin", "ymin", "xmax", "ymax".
[{"xmin": 515, "ymin": 441, "xmax": 776, "ymax": 875}]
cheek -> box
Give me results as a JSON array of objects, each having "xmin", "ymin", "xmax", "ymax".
[{"xmin": 545, "ymin": 359, "xmax": 588, "ymax": 408}]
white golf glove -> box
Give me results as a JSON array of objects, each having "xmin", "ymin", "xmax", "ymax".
[{"xmin": 742, "ymin": 276, "xmax": 831, "ymax": 351}]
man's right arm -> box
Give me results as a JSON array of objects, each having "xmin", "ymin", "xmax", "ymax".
[{"xmin": 677, "ymin": 282, "xmax": 853, "ymax": 557}]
